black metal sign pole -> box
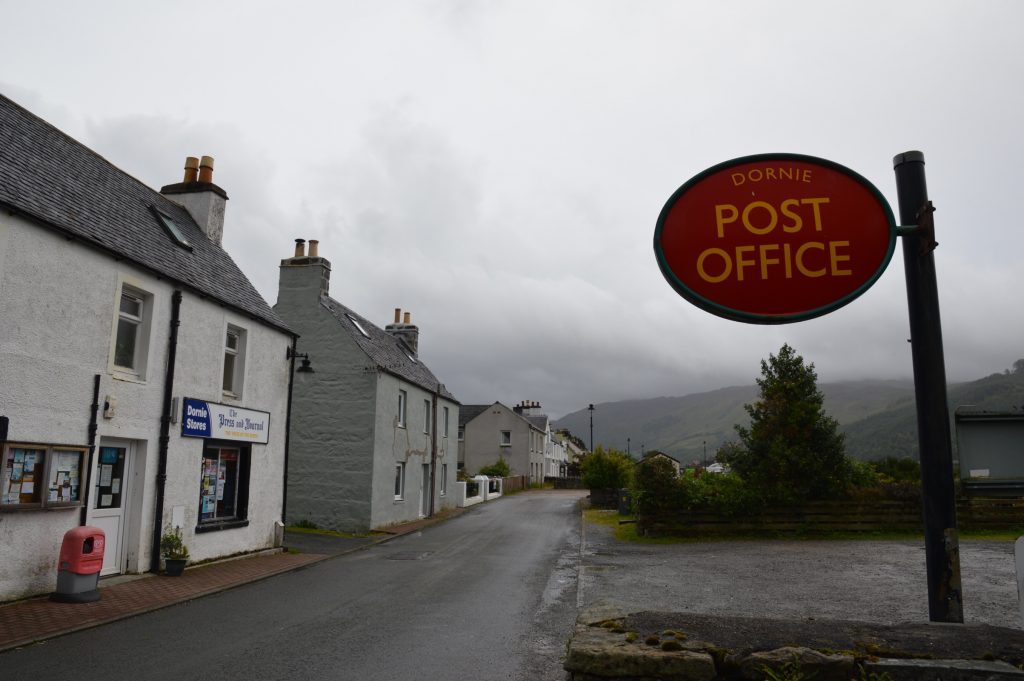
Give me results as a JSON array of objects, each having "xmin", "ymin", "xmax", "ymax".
[{"xmin": 892, "ymin": 151, "xmax": 964, "ymax": 623}]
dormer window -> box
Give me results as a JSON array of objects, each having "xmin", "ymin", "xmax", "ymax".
[{"xmin": 151, "ymin": 206, "xmax": 193, "ymax": 251}]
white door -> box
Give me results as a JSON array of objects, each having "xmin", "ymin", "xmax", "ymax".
[
  {"xmin": 421, "ymin": 463, "xmax": 431, "ymax": 517},
  {"xmin": 91, "ymin": 442, "xmax": 132, "ymax": 576}
]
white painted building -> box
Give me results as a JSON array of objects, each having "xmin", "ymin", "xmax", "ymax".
[
  {"xmin": 545, "ymin": 428, "xmax": 568, "ymax": 478},
  {"xmin": 0, "ymin": 95, "xmax": 293, "ymax": 601}
]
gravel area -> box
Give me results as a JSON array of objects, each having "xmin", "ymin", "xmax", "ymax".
[{"xmin": 579, "ymin": 513, "xmax": 1021, "ymax": 629}]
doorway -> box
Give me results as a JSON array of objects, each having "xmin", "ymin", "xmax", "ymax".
[{"xmin": 91, "ymin": 441, "xmax": 133, "ymax": 576}]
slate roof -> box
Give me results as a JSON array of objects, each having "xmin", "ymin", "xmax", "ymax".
[
  {"xmin": 321, "ymin": 297, "xmax": 457, "ymax": 402},
  {"xmin": 0, "ymin": 93, "xmax": 290, "ymax": 334},
  {"xmin": 458, "ymin": 402, "xmax": 545, "ymax": 430},
  {"xmin": 526, "ymin": 415, "xmax": 549, "ymax": 432},
  {"xmin": 458, "ymin": 404, "xmax": 491, "ymax": 427}
]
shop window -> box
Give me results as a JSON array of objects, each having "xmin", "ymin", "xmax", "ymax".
[
  {"xmin": 394, "ymin": 462, "xmax": 405, "ymax": 500},
  {"xmin": 222, "ymin": 325, "xmax": 247, "ymax": 397},
  {"xmin": 1, "ymin": 443, "xmax": 86, "ymax": 510},
  {"xmin": 197, "ymin": 443, "xmax": 250, "ymax": 531},
  {"xmin": 398, "ymin": 390, "xmax": 407, "ymax": 428},
  {"xmin": 111, "ymin": 284, "xmax": 153, "ymax": 380},
  {"xmin": 500, "ymin": 430, "xmax": 512, "ymax": 447}
]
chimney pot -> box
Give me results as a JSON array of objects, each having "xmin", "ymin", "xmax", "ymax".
[
  {"xmin": 403, "ymin": 312, "xmax": 411, "ymax": 324},
  {"xmin": 294, "ymin": 239, "xmax": 306, "ymax": 257},
  {"xmin": 308, "ymin": 239, "xmax": 319, "ymax": 257},
  {"xmin": 198, "ymin": 155, "xmax": 215, "ymax": 183},
  {"xmin": 183, "ymin": 156, "xmax": 200, "ymax": 183},
  {"xmin": 394, "ymin": 308, "xmax": 401, "ymax": 324}
]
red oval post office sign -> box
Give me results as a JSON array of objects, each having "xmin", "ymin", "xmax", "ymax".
[{"xmin": 654, "ymin": 154, "xmax": 896, "ymax": 324}]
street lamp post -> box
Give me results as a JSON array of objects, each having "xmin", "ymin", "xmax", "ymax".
[
  {"xmin": 627, "ymin": 437, "xmax": 631, "ymax": 457},
  {"xmin": 588, "ymin": 403, "xmax": 595, "ymax": 452}
]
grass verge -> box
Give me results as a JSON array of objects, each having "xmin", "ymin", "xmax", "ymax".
[
  {"xmin": 583, "ymin": 509, "xmax": 1023, "ymax": 543},
  {"xmin": 286, "ymin": 525, "xmax": 383, "ymax": 539}
]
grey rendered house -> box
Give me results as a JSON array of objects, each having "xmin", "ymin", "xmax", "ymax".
[
  {"xmin": 459, "ymin": 401, "xmax": 546, "ymax": 484},
  {"xmin": 273, "ymin": 241, "xmax": 459, "ymax": 532}
]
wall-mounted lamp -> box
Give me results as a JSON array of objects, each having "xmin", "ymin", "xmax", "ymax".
[{"xmin": 286, "ymin": 347, "xmax": 315, "ymax": 373}]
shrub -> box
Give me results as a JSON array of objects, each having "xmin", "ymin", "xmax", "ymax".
[
  {"xmin": 634, "ymin": 456, "xmax": 687, "ymax": 515},
  {"xmin": 478, "ymin": 458, "xmax": 510, "ymax": 478},
  {"xmin": 581, "ymin": 446, "xmax": 634, "ymax": 490}
]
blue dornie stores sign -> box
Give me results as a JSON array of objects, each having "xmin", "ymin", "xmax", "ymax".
[{"xmin": 181, "ymin": 398, "xmax": 270, "ymax": 445}]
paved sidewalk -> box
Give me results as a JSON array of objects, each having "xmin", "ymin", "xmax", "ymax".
[{"xmin": 0, "ymin": 508, "xmax": 466, "ymax": 653}]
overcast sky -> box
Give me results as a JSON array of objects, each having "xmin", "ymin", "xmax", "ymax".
[{"xmin": 3, "ymin": 1, "xmax": 1021, "ymax": 418}]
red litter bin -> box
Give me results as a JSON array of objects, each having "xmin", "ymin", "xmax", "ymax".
[{"xmin": 51, "ymin": 526, "xmax": 105, "ymax": 603}]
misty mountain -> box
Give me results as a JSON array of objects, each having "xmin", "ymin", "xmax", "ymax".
[{"xmin": 553, "ymin": 364, "xmax": 1024, "ymax": 463}]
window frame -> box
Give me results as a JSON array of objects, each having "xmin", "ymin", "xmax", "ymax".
[
  {"xmin": 443, "ymin": 407, "xmax": 450, "ymax": 439},
  {"xmin": 222, "ymin": 325, "xmax": 247, "ymax": 398},
  {"xmin": 110, "ymin": 282, "xmax": 153, "ymax": 381},
  {"xmin": 1, "ymin": 442, "xmax": 86, "ymax": 511},
  {"xmin": 394, "ymin": 462, "xmax": 405, "ymax": 500},
  {"xmin": 500, "ymin": 430, "xmax": 512, "ymax": 447},
  {"xmin": 423, "ymin": 399, "xmax": 431, "ymax": 434},
  {"xmin": 440, "ymin": 463, "xmax": 448, "ymax": 496},
  {"xmin": 195, "ymin": 441, "xmax": 251, "ymax": 533},
  {"xmin": 398, "ymin": 390, "xmax": 407, "ymax": 428}
]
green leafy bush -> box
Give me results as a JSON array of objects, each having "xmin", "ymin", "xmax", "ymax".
[
  {"xmin": 581, "ymin": 446, "xmax": 634, "ymax": 490},
  {"xmin": 634, "ymin": 455, "xmax": 762, "ymax": 517},
  {"xmin": 478, "ymin": 458, "xmax": 510, "ymax": 477}
]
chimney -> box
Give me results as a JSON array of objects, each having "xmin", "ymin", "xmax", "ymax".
[
  {"xmin": 275, "ymin": 237, "xmax": 331, "ymax": 309},
  {"xmin": 161, "ymin": 155, "xmax": 228, "ymax": 245},
  {"xmin": 385, "ymin": 308, "xmax": 419, "ymax": 357},
  {"xmin": 183, "ymin": 157, "xmax": 199, "ymax": 183},
  {"xmin": 514, "ymin": 400, "xmax": 542, "ymax": 416}
]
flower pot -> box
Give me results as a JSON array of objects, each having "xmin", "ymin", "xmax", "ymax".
[{"xmin": 164, "ymin": 558, "xmax": 187, "ymax": 577}]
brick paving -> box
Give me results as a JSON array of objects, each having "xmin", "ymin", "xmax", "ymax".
[{"xmin": 0, "ymin": 551, "xmax": 329, "ymax": 652}]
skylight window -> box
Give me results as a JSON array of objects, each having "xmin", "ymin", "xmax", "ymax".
[
  {"xmin": 151, "ymin": 206, "xmax": 192, "ymax": 251},
  {"xmin": 346, "ymin": 313, "xmax": 371, "ymax": 338}
]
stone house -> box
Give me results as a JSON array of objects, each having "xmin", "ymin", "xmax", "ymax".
[
  {"xmin": 273, "ymin": 242, "xmax": 459, "ymax": 532},
  {"xmin": 459, "ymin": 401, "xmax": 546, "ymax": 484}
]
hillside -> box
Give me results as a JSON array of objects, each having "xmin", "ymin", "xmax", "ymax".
[
  {"xmin": 843, "ymin": 365, "xmax": 1024, "ymax": 459},
  {"xmin": 553, "ymin": 362, "xmax": 1024, "ymax": 463}
]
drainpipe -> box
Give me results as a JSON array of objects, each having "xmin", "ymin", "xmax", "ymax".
[
  {"xmin": 79, "ymin": 374, "xmax": 101, "ymax": 526},
  {"xmin": 150, "ymin": 290, "xmax": 182, "ymax": 573},
  {"xmin": 282, "ymin": 336, "xmax": 298, "ymax": 524},
  {"xmin": 429, "ymin": 384, "xmax": 439, "ymax": 517}
]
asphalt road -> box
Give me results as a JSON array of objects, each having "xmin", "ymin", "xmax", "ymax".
[
  {"xmin": 3, "ymin": 490, "xmax": 587, "ymax": 681},
  {"xmin": 580, "ymin": 511, "xmax": 1021, "ymax": 629}
]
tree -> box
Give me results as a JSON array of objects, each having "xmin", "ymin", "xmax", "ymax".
[
  {"xmin": 580, "ymin": 446, "xmax": 634, "ymax": 490},
  {"xmin": 718, "ymin": 343, "xmax": 849, "ymax": 502}
]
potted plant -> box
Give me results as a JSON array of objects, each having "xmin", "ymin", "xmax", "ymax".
[{"xmin": 160, "ymin": 526, "xmax": 189, "ymax": 576}]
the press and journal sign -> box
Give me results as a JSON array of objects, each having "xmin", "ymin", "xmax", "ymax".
[
  {"xmin": 654, "ymin": 154, "xmax": 896, "ymax": 324},
  {"xmin": 181, "ymin": 398, "xmax": 270, "ymax": 444}
]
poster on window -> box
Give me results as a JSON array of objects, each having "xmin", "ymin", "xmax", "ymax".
[
  {"xmin": 2, "ymin": 445, "xmax": 83, "ymax": 507},
  {"xmin": 181, "ymin": 398, "xmax": 270, "ymax": 444},
  {"xmin": 2, "ymin": 447, "xmax": 45, "ymax": 505}
]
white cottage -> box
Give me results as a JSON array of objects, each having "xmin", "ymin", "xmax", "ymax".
[{"xmin": 0, "ymin": 94, "xmax": 294, "ymax": 601}]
